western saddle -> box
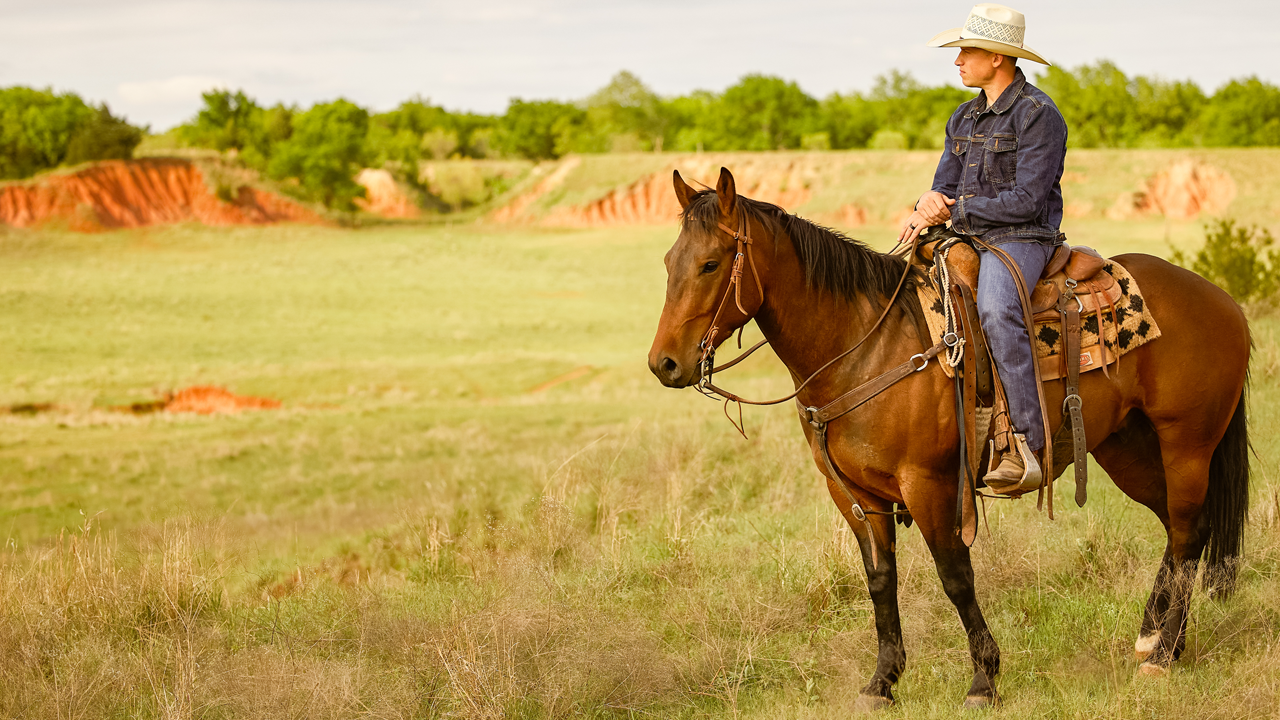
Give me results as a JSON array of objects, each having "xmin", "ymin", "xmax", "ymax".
[{"xmin": 911, "ymin": 228, "xmax": 1119, "ymax": 542}]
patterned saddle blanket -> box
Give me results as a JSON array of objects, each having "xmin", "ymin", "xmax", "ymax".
[{"xmin": 917, "ymin": 258, "xmax": 1161, "ymax": 381}]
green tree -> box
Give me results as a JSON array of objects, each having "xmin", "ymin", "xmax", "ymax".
[
  {"xmin": 1196, "ymin": 78, "xmax": 1280, "ymax": 147},
  {"xmin": 703, "ymin": 75, "xmax": 819, "ymax": 150},
  {"xmin": 267, "ymin": 99, "xmax": 369, "ymax": 210},
  {"xmin": 497, "ymin": 99, "xmax": 585, "ymax": 159},
  {"xmin": 583, "ymin": 71, "xmax": 667, "ymax": 152},
  {"xmin": 64, "ymin": 105, "xmax": 144, "ymax": 165},
  {"xmin": 0, "ymin": 87, "xmax": 144, "ymax": 179},
  {"xmin": 177, "ymin": 89, "xmax": 294, "ymax": 169}
]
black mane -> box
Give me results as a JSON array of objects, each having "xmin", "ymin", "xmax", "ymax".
[{"xmin": 680, "ymin": 190, "xmax": 919, "ymax": 312}]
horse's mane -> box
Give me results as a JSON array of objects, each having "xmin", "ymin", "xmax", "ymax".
[{"xmin": 680, "ymin": 190, "xmax": 920, "ymax": 317}]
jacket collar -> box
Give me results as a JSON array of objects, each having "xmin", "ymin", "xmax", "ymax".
[{"xmin": 965, "ymin": 67, "xmax": 1027, "ymax": 117}]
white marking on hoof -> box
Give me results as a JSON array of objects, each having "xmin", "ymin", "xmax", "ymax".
[
  {"xmin": 853, "ymin": 694, "xmax": 893, "ymax": 713},
  {"xmin": 1134, "ymin": 632, "xmax": 1161, "ymax": 661},
  {"xmin": 1138, "ymin": 661, "xmax": 1169, "ymax": 678}
]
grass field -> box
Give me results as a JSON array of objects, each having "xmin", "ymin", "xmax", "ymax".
[{"xmin": 3, "ymin": 201, "xmax": 1280, "ymax": 717}]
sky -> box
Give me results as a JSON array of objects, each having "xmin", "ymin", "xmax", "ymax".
[{"xmin": 1, "ymin": 0, "xmax": 1277, "ymax": 131}]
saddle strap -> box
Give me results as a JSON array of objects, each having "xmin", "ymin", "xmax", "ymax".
[
  {"xmin": 815, "ymin": 423, "xmax": 880, "ymax": 570},
  {"xmin": 809, "ymin": 340, "xmax": 946, "ymax": 425},
  {"xmin": 1060, "ymin": 284, "xmax": 1089, "ymax": 507}
]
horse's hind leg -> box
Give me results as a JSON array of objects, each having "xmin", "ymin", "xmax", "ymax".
[
  {"xmin": 1141, "ymin": 435, "xmax": 1214, "ymax": 674},
  {"xmin": 823, "ymin": 478, "xmax": 905, "ymax": 710},
  {"xmin": 1100, "ymin": 413, "xmax": 1218, "ymax": 674},
  {"xmin": 1091, "ymin": 411, "xmax": 1174, "ymax": 661}
]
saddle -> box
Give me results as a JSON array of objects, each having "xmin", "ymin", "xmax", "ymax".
[{"xmin": 914, "ymin": 229, "xmax": 1119, "ymax": 544}]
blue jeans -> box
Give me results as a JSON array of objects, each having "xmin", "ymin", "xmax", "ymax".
[{"xmin": 976, "ymin": 241, "xmax": 1057, "ymax": 452}]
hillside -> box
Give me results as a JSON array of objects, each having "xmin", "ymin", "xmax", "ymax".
[
  {"xmin": 483, "ymin": 149, "xmax": 1277, "ymax": 236},
  {"xmin": 0, "ymin": 158, "xmax": 324, "ymax": 231}
]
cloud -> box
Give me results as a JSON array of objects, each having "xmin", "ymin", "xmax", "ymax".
[{"xmin": 117, "ymin": 75, "xmax": 228, "ymax": 106}]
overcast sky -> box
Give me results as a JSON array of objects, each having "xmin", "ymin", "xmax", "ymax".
[{"xmin": 1, "ymin": 0, "xmax": 1277, "ymax": 131}]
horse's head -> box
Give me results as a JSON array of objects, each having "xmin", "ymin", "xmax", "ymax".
[{"xmin": 648, "ymin": 167, "xmax": 767, "ymax": 388}]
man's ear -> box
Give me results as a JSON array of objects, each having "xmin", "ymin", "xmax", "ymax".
[
  {"xmin": 672, "ymin": 170, "xmax": 696, "ymax": 210},
  {"xmin": 716, "ymin": 167, "xmax": 737, "ymax": 218}
]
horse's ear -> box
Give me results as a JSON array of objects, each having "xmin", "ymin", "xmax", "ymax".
[
  {"xmin": 672, "ymin": 170, "xmax": 696, "ymax": 210},
  {"xmin": 716, "ymin": 167, "xmax": 737, "ymax": 218}
]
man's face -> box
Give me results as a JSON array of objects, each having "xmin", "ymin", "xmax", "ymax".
[{"xmin": 955, "ymin": 47, "xmax": 998, "ymax": 87}]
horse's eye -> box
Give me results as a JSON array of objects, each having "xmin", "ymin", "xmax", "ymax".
[{"xmin": 701, "ymin": 261, "xmax": 719, "ymax": 274}]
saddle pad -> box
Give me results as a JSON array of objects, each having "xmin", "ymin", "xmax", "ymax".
[{"xmin": 916, "ymin": 260, "xmax": 1161, "ymax": 382}]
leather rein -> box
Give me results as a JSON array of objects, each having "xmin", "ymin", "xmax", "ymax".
[
  {"xmin": 693, "ymin": 209, "xmax": 944, "ymax": 430},
  {"xmin": 689, "ymin": 211, "xmax": 947, "ymax": 568}
]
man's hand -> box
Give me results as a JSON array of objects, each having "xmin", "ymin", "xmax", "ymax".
[
  {"xmin": 916, "ymin": 191, "xmax": 955, "ymax": 225},
  {"xmin": 897, "ymin": 191, "xmax": 956, "ymax": 245}
]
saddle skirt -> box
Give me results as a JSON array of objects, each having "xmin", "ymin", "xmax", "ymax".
[{"xmin": 917, "ymin": 249, "xmax": 1161, "ymax": 381}]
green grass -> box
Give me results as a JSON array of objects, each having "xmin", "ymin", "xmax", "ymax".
[{"xmin": 2, "ymin": 204, "xmax": 1280, "ymax": 717}]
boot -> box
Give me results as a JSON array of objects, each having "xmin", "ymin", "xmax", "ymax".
[{"xmin": 983, "ymin": 433, "xmax": 1043, "ymax": 495}]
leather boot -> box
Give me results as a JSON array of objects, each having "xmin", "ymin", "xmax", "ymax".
[{"xmin": 983, "ymin": 434, "xmax": 1043, "ymax": 495}]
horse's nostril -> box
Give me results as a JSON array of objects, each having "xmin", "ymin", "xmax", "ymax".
[{"xmin": 660, "ymin": 356, "xmax": 679, "ymax": 377}]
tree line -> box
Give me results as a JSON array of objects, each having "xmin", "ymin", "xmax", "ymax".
[{"xmin": 2, "ymin": 62, "xmax": 1278, "ymax": 209}]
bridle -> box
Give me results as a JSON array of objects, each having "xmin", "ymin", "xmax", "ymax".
[{"xmin": 692, "ymin": 206, "xmax": 936, "ymax": 425}]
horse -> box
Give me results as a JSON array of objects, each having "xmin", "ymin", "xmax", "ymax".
[{"xmin": 647, "ymin": 167, "xmax": 1250, "ymax": 709}]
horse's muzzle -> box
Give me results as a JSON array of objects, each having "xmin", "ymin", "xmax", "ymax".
[{"xmin": 649, "ymin": 352, "xmax": 697, "ymax": 388}]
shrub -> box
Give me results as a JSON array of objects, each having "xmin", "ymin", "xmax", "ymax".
[{"xmin": 1174, "ymin": 219, "xmax": 1280, "ymax": 304}]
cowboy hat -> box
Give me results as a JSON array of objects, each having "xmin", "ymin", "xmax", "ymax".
[{"xmin": 927, "ymin": 3, "xmax": 1050, "ymax": 65}]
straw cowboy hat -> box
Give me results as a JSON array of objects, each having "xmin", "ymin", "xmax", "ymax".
[{"xmin": 928, "ymin": 3, "xmax": 1050, "ymax": 65}]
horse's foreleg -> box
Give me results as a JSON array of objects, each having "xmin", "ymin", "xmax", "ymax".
[
  {"xmin": 824, "ymin": 477, "xmax": 904, "ymax": 709},
  {"xmin": 906, "ymin": 477, "xmax": 999, "ymax": 707},
  {"xmin": 926, "ymin": 537, "xmax": 1001, "ymax": 706}
]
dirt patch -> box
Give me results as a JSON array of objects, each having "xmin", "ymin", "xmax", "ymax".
[
  {"xmin": 1106, "ymin": 160, "xmax": 1236, "ymax": 221},
  {"xmin": 0, "ymin": 158, "xmax": 324, "ymax": 231},
  {"xmin": 354, "ymin": 168, "xmax": 420, "ymax": 218},
  {"xmin": 119, "ymin": 386, "xmax": 282, "ymax": 415}
]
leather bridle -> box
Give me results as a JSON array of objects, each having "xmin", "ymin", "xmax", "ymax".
[{"xmin": 692, "ymin": 207, "xmax": 941, "ymax": 424}]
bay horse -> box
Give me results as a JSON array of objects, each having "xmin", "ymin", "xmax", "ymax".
[{"xmin": 647, "ymin": 168, "xmax": 1250, "ymax": 709}]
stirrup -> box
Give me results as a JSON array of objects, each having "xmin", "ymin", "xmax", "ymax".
[{"xmin": 984, "ymin": 433, "xmax": 1044, "ymax": 495}]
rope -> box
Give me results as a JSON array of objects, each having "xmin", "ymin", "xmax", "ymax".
[{"xmin": 934, "ymin": 246, "xmax": 966, "ymax": 369}]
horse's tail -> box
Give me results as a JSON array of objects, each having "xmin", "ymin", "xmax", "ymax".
[{"xmin": 1202, "ymin": 381, "xmax": 1250, "ymax": 596}]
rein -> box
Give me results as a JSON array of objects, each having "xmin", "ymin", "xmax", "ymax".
[
  {"xmin": 689, "ymin": 211, "xmax": 943, "ymax": 569},
  {"xmin": 694, "ymin": 210, "xmax": 932, "ymax": 424}
]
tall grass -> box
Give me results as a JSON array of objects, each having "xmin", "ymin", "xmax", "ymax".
[{"xmin": 2, "ymin": 218, "xmax": 1280, "ymax": 717}]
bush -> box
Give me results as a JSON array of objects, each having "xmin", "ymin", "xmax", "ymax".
[{"xmin": 1174, "ymin": 219, "xmax": 1280, "ymax": 304}]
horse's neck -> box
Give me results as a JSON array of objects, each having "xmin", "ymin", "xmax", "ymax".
[{"xmin": 754, "ymin": 242, "xmax": 912, "ymax": 400}]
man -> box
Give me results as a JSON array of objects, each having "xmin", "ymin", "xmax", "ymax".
[{"xmin": 898, "ymin": 3, "xmax": 1068, "ymax": 491}]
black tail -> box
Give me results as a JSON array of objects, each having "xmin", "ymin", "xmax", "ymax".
[{"xmin": 1202, "ymin": 385, "xmax": 1250, "ymax": 596}]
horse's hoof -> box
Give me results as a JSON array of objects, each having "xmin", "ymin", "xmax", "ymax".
[
  {"xmin": 853, "ymin": 694, "xmax": 894, "ymax": 713},
  {"xmin": 1138, "ymin": 661, "xmax": 1169, "ymax": 678},
  {"xmin": 962, "ymin": 694, "xmax": 998, "ymax": 710}
]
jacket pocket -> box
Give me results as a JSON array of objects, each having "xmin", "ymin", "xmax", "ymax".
[
  {"xmin": 951, "ymin": 137, "xmax": 970, "ymax": 156},
  {"xmin": 983, "ymin": 135, "xmax": 1018, "ymax": 185}
]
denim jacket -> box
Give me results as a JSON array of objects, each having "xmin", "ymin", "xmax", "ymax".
[{"xmin": 929, "ymin": 68, "xmax": 1067, "ymax": 244}]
